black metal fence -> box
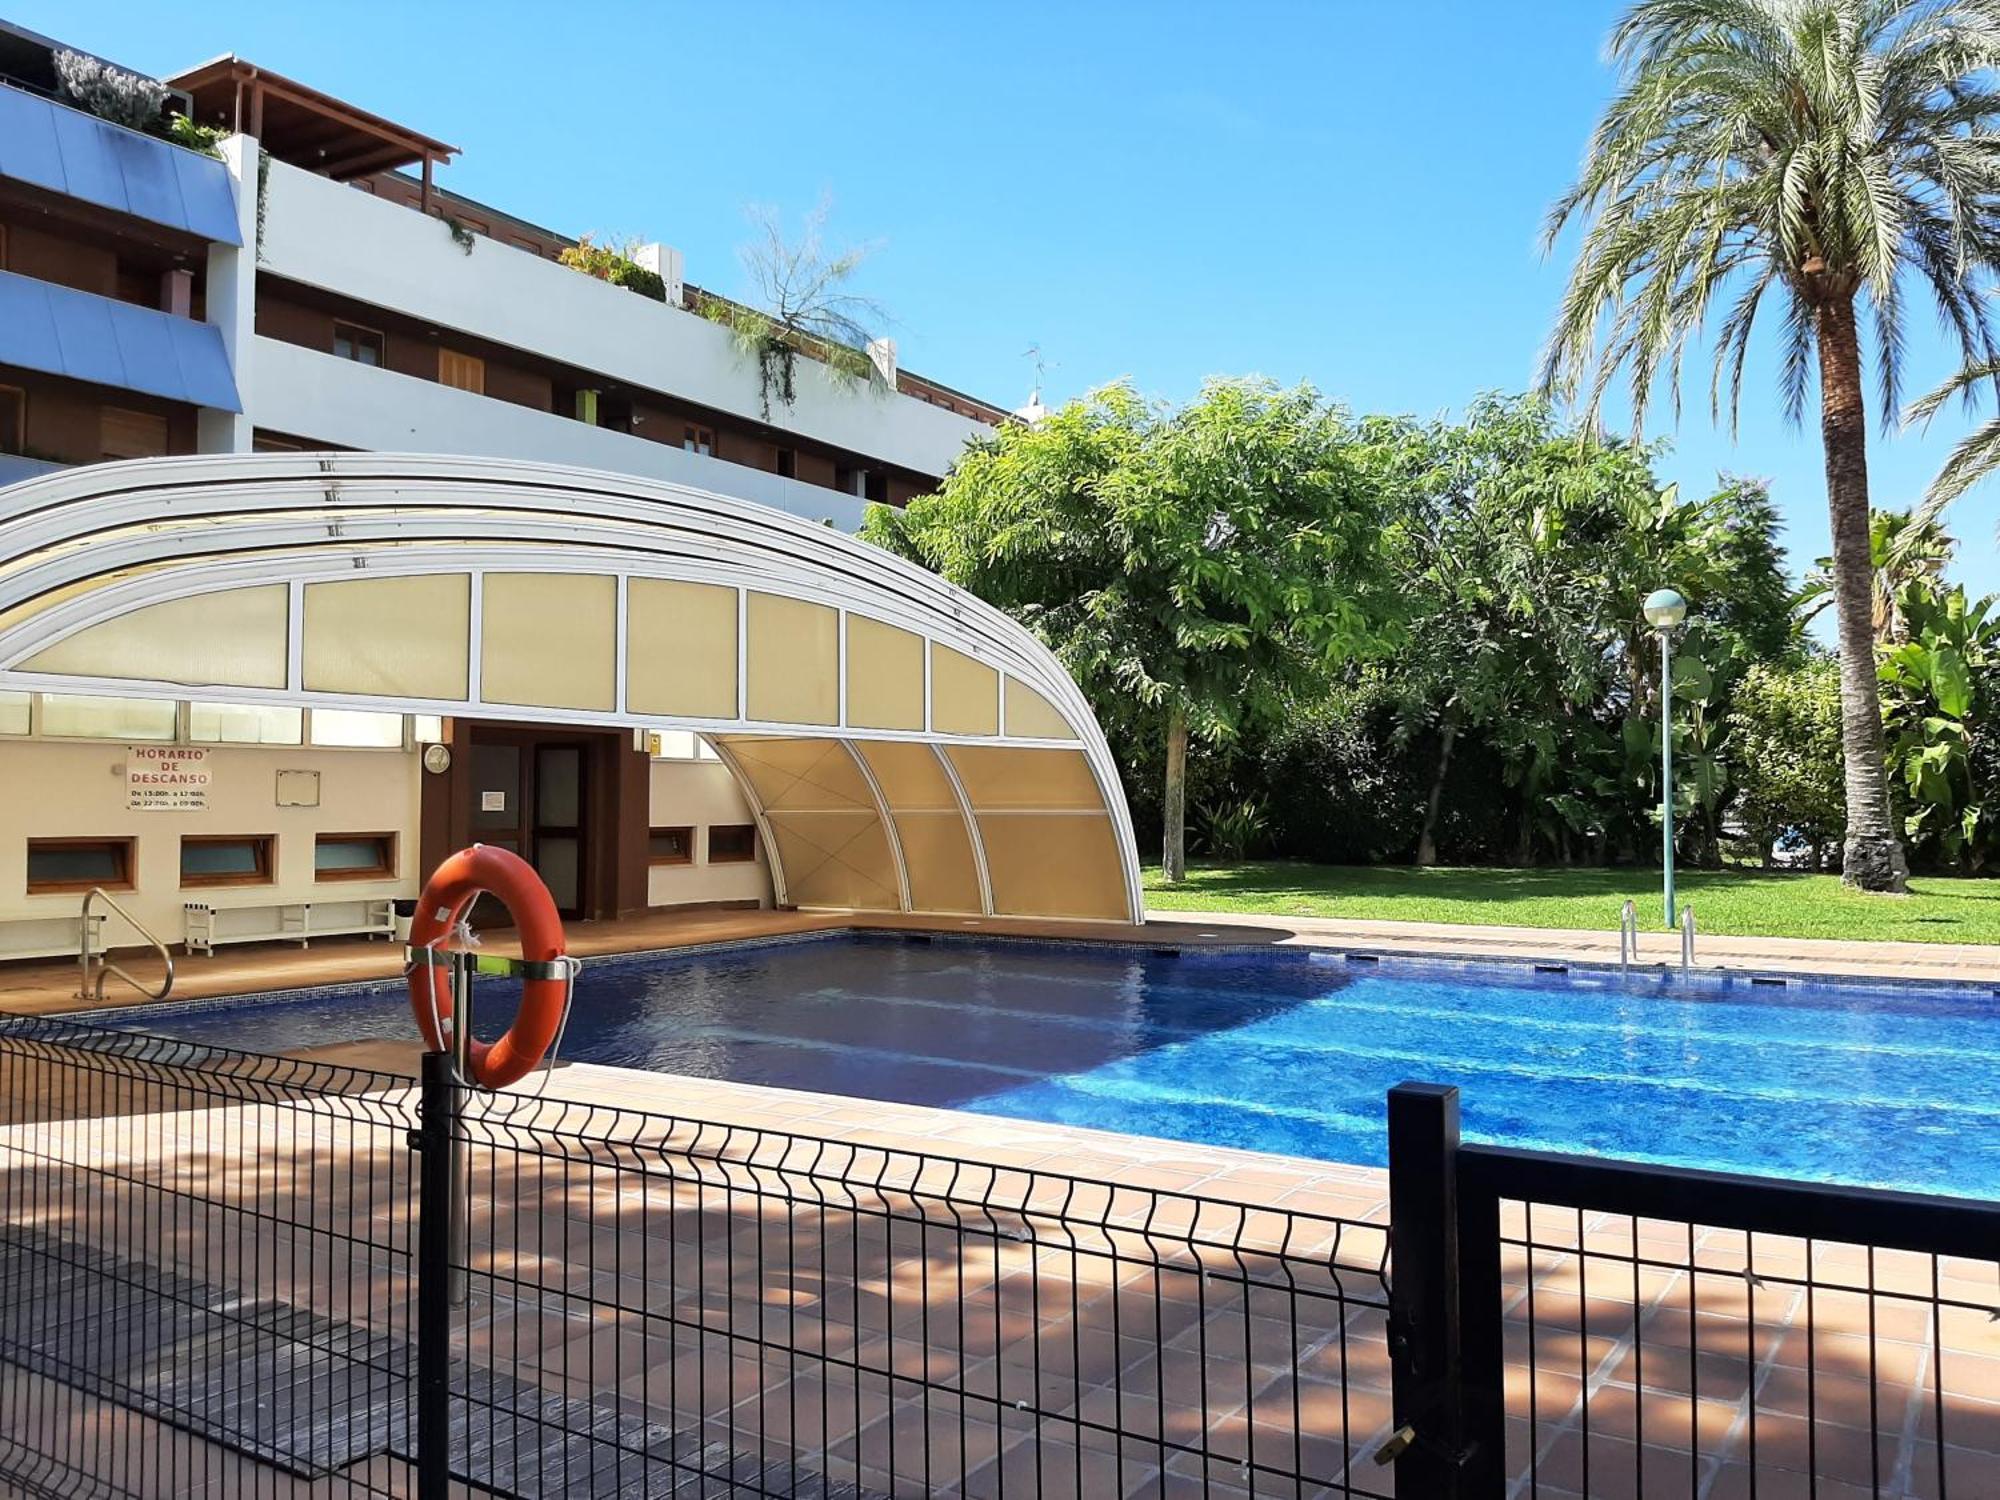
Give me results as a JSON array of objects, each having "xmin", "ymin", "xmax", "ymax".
[
  {"xmin": 0, "ymin": 1009, "xmax": 1994, "ymax": 1500},
  {"xmin": 0, "ymin": 1014, "xmax": 420, "ymax": 1498},
  {"xmin": 0, "ymin": 1014, "xmax": 1399, "ymax": 1498},
  {"xmin": 1387, "ymin": 1081, "xmax": 2000, "ymax": 1500}
]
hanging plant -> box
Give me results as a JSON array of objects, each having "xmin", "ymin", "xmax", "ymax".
[{"xmin": 706, "ymin": 198, "xmax": 888, "ymax": 419}]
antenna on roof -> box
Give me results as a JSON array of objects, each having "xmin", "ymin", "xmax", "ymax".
[{"xmin": 1016, "ymin": 344, "xmax": 1054, "ymax": 424}]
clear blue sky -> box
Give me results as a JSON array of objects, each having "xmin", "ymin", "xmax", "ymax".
[{"xmin": 29, "ymin": 0, "xmax": 2000, "ymax": 603}]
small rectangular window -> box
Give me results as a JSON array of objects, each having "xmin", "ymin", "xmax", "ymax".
[
  {"xmin": 649, "ymin": 826, "xmax": 693, "ymax": 865},
  {"xmin": 27, "ymin": 837, "xmax": 132, "ymax": 894},
  {"xmin": 439, "ymin": 349, "xmax": 485, "ymax": 393},
  {"xmin": 37, "ymin": 694, "xmax": 176, "ymax": 741},
  {"xmin": 651, "ymin": 729, "xmax": 698, "ymax": 760},
  {"xmin": 315, "ymin": 832, "xmax": 395, "ymax": 880},
  {"xmin": 332, "ymin": 321, "xmax": 385, "ymax": 366},
  {"xmin": 708, "ymin": 824, "xmax": 756, "ymax": 863},
  {"xmin": 775, "ymin": 448, "xmax": 796, "ymax": 479},
  {"xmin": 309, "ymin": 709, "xmax": 405, "ymax": 748},
  {"xmin": 180, "ymin": 835, "xmax": 274, "ymax": 888},
  {"xmin": 683, "ymin": 425, "xmax": 714, "ymax": 456},
  {"xmin": 864, "ymin": 471, "xmax": 888, "ymax": 505},
  {"xmin": 0, "ymin": 385, "xmax": 23, "ymax": 455},
  {"xmin": 102, "ymin": 408, "xmax": 169, "ymax": 460},
  {"xmin": 188, "ymin": 702, "xmax": 304, "ymax": 745}
]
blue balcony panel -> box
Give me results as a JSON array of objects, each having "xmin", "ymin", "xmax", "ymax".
[
  {"xmin": 0, "ymin": 271, "xmax": 241, "ymax": 413},
  {"xmin": 0, "ymin": 85, "xmax": 241, "ymax": 246}
]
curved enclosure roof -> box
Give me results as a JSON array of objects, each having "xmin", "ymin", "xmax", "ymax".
[{"xmin": 0, "ymin": 453, "xmax": 1143, "ymax": 923}]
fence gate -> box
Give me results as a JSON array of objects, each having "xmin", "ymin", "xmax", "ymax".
[{"xmin": 1388, "ymin": 1081, "xmax": 2000, "ymax": 1500}]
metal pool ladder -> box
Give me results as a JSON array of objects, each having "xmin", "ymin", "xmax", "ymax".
[
  {"xmin": 1618, "ymin": 899, "xmax": 1639, "ymax": 973},
  {"xmin": 1680, "ymin": 903, "xmax": 1696, "ymax": 973},
  {"xmin": 78, "ymin": 887, "xmax": 175, "ymax": 1004}
]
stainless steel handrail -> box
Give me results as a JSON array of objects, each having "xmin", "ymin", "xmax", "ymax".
[
  {"xmin": 1618, "ymin": 899, "xmax": 1638, "ymax": 973},
  {"xmin": 78, "ymin": 887, "xmax": 175, "ymax": 1004},
  {"xmin": 1680, "ymin": 903, "xmax": 1696, "ymax": 972}
]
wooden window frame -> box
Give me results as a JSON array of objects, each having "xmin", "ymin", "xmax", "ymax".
[
  {"xmin": 0, "ymin": 384, "xmax": 23, "ymax": 456},
  {"xmin": 438, "ymin": 348, "xmax": 485, "ymax": 394},
  {"xmin": 683, "ymin": 424, "xmax": 715, "ymax": 456},
  {"xmin": 332, "ymin": 320, "xmax": 386, "ymax": 367},
  {"xmin": 26, "ymin": 837, "xmax": 134, "ymax": 896},
  {"xmin": 649, "ymin": 826, "xmax": 694, "ymax": 866},
  {"xmin": 179, "ymin": 834, "xmax": 275, "ymax": 889},
  {"xmin": 101, "ymin": 407, "xmax": 170, "ymax": 461},
  {"xmin": 314, "ymin": 831, "xmax": 397, "ymax": 882},
  {"xmin": 707, "ymin": 824, "xmax": 757, "ymax": 864}
]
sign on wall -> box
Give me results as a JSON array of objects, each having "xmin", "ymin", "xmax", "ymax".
[{"xmin": 127, "ymin": 746, "xmax": 211, "ymax": 812}]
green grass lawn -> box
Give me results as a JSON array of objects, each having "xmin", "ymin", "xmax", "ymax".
[{"xmin": 1142, "ymin": 861, "xmax": 2000, "ymax": 944}]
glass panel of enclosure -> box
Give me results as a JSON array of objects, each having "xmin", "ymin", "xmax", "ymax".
[
  {"xmin": 189, "ymin": 702, "xmax": 304, "ymax": 745},
  {"xmin": 37, "ymin": 694, "xmax": 177, "ymax": 740},
  {"xmin": 309, "ymin": 709, "xmax": 405, "ymax": 748}
]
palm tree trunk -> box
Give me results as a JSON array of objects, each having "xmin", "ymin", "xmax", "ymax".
[
  {"xmin": 1814, "ymin": 294, "xmax": 1907, "ymax": 892},
  {"xmin": 1415, "ymin": 716, "xmax": 1457, "ymax": 867},
  {"xmin": 1161, "ymin": 705, "xmax": 1188, "ymax": 883}
]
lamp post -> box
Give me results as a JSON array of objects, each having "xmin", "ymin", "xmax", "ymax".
[{"xmin": 1643, "ymin": 588, "xmax": 1688, "ymax": 928}]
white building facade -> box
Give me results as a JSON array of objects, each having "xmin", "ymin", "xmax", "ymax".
[{"xmin": 0, "ymin": 29, "xmax": 1047, "ymax": 960}]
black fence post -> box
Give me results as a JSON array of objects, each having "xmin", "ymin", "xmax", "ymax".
[
  {"xmin": 415, "ymin": 1050, "xmax": 455, "ymax": 1500},
  {"xmin": 1386, "ymin": 1081, "xmax": 1475, "ymax": 1498}
]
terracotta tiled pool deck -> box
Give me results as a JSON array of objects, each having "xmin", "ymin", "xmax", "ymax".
[{"xmin": 0, "ymin": 906, "xmax": 1994, "ymax": 1495}]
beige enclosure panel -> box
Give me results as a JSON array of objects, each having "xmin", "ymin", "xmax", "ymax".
[
  {"xmin": 747, "ymin": 594, "xmax": 838, "ymax": 726},
  {"xmin": 976, "ymin": 811, "xmax": 1130, "ymax": 921},
  {"xmin": 930, "ymin": 643, "xmax": 999, "ymax": 736},
  {"xmin": 481, "ymin": 573, "xmax": 618, "ymax": 712},
  {"xmin": 303, "ymin": 573, "xmax": 471, "ymax": 699},
  {"xmin": 944, "ymin": 745, "xmax": 1106, "ymax": 810},
  {"xmin": 626, "ymin": 578, "xmax": 738, "ymax": 718},
  {"xmin": 20, "ymin": 585, "xmax": 288, "ymax": 689},
  {"xmin": 1004, "ymin": 676, "xmax": 1078, "ymax": 740},
  {"xmin": 856, "ymin": 740, "xmax": 982, "ymax": 914},
  {"xmin": 718, "ymin": 736, "xmax": 902, "ymax": 911},
  {"xmin": 844, "ymin": 616, "xmax": 925, "ymax": 731}
]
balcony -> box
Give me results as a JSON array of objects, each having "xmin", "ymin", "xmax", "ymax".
[
  {"xmin": 0, "ymin": 83, "xmax": 240, "ymax": 245},
  {"xmin": 257, "ymin": 159, "xmax": 987, "ymax": 478},
  {"xmin": 0, "ymin": 269, "xmax": 240, "ymax": 412},
  {"xmin": 248, "ymin": 337, "xmax": 870, "ymax": 529}
]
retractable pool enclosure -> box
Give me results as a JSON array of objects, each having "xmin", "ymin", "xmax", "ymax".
[{"xmin": 0, "ymin": 453, "xmax": 1143, "ymax": 923}]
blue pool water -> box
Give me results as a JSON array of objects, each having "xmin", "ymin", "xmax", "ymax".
[{"xmin": 108, "ymin": 935, "xmax": 2000, "ymax": 1197}]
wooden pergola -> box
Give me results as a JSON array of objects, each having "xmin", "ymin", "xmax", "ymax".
[{"xmin": 169, "ymin": 56, "xmax": 460, "ymax": 210}]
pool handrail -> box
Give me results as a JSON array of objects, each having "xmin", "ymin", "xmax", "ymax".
[
  {"xmin": 1680, "ymin": 902, "xmax": 1696, "ymax": 971},
  {"xmin": 1618, "ymin": 899, "xmax": 1638, "ymax": 972},
  {"xmin": 77, "ymin": 887, "xmax": 174, "ymax": 1005}
]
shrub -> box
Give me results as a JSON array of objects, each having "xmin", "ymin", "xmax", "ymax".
[
  {"xmin": 55, "ymin": 50, "xmax": 167, "ymax": 132},
  {"xmin": 166, "ymin": 113, "xmax": 225, "ymax": 157},
  {"xmin": 558, "ymin": 235, "xmax": 667, "ymax": 302},
  {"xmin": 1725, "ymin": 658, "xmax": 1846, "ymax": 865}
]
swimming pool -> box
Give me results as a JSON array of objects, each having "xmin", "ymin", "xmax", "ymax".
[{"xmin": 108, "ymin": 934, "xmax": 2000, "ymax": 1197}]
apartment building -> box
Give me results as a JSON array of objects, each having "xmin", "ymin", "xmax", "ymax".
[{"xmin": 0, "ymin": 23, "xmax": 1059, "ymax": 961}]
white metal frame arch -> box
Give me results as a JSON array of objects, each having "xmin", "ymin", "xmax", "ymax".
[{"xmin": 0, "ymin": 452, "xmax": 1144, "ymax": 924}]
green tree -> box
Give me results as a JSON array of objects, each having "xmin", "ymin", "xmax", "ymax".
[
  {"xmin": 1727, "ymin": 658, "xmax": 1847, "ymax": 866},
  {"xmin": 1541, "ymin": 0, "xmax": 2000, "ymax": 892},
  {"xmin": 1880, "ymin": 575, "xmax": 1998, "ymax": 869},
  {"xmin": 864, "ymin": 379, "xmax": 1399, "ymax": 881}
]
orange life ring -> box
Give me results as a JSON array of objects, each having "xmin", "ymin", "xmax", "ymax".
[{"xmin": 407, "ymin": 844, "xmax": 571, "ymax": 1089}]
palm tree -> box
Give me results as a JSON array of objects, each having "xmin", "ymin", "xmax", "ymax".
[
  {"xmin": 1541, "ymin": 0, "xmax": 2000, "ymax": 892},
  {"xmin": 1799, "ymin": 507, "xmax": 1955, "ymax": 646},
  {"xmin": 1910, "ymin": 358, "xmax": 2000, "ymax": 511}
]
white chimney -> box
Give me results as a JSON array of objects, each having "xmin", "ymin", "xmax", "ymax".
[
  {"xmin": 866, "ymin": 336, "xmax": 897, "ymax": 386},
  {"xmin": 633, "ymin": 243, "xmax": 685, "ymax": 307}
]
